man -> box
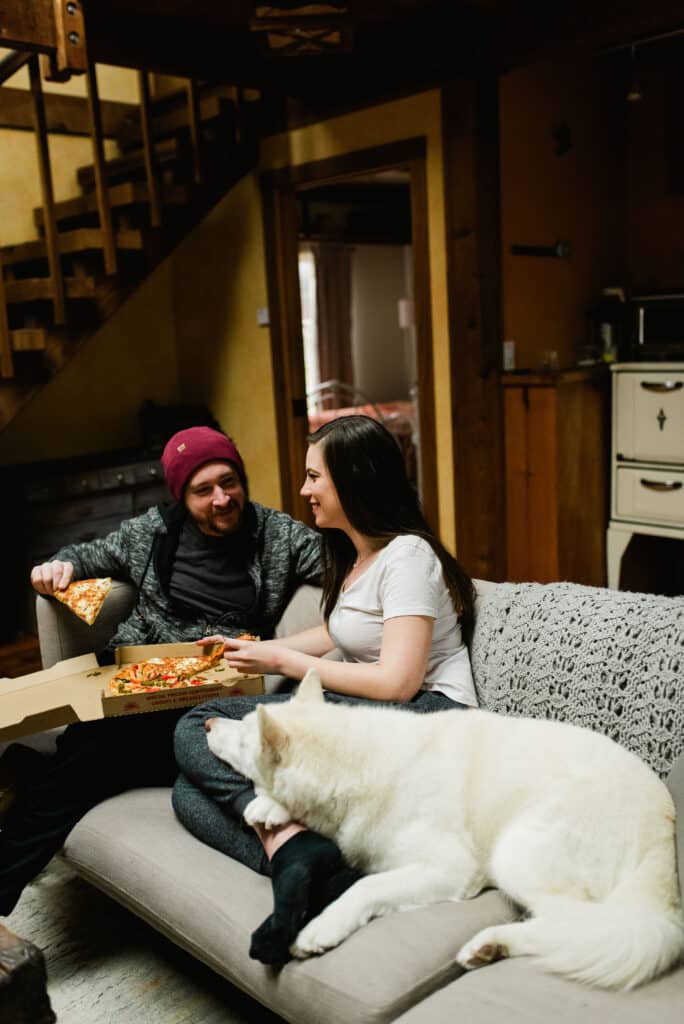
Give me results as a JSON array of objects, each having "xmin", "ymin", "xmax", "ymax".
[
  {"xmin": 0, "ymin": 426, "xmax": 322, "ymax": 917},
  {"xmin": 31, "ymin": 426, "xmax": 321, "ymax": 653}
]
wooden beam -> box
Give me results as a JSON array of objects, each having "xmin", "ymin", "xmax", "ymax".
[
  {"xmin": 0, "ymin": 50, "xmax": 31, "ymax": 86},
  {"xmin": 0, "ymin": 87, "xmax": 136, "ymax": 137},
  {"xmin": 85, "ymin": 62, "xmax": 117, "ymax": 274},
  {"xmin": 52, "ymin": 0, "xmax": 87, "ymax": 74},
  {"xmin": 28, "ymin": 55, "xmax": 66, "ymax": 325},
  {"xmin": 0, "ymin": 0, "xmax": 57, "ymax": 53},
  {"xmin": 138, "ymin": 71, "xmax": 162, "ymax": 227}
]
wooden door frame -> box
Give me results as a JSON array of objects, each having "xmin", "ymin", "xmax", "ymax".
[{"xmin": 261, "ymin": 137, "xmax": 437, "ymax": 527}]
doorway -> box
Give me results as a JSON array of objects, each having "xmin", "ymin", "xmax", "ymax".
[
  {"xmin": 298, "ymin": 171, "xmax": 421, "ymax": 494},
  {"xmin": 262, "ymin": 138, "xmax": 437, "ymax": 525}
]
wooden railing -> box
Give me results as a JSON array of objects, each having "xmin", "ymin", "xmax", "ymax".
[
  {"xmin": 0, "ymin": 50, "xmax": 32, "ymax": 378},
  {"xmin": 0, "ymin": 45, "xmax": 211, "ymax": 381}
]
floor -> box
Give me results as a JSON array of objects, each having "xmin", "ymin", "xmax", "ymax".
[
  {"xmin": 7, "ymin": 859, "xmax": 285, "ymax": 1024},
  {"xmin": 0, "ymin": 633, "xmax": 43, "ymax": 678}
]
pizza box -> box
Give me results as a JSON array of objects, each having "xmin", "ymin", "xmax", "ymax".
[
  {"xmin": 101, "ymin": 642, "xmax": 263, "ymax": 718},
  {"xmin": 0, "ymin": 643, "xmax": 263, "ymax": 742}
]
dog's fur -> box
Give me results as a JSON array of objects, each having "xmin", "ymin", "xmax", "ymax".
[{"xmin": 206, "ymin": 670, "xmax": 684, "ymax": 989}]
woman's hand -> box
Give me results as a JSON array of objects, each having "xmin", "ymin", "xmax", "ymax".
[
  {"xmin": 222, "ymin": 637, "xmax": 289, "ymax": 676},
  {"xmin": 195, "ymin": 635, "xmax": 288, "ymax": 674},
  {"xmin": 195, "ymin": 634, "xmax": 227, "ymax": 649}
]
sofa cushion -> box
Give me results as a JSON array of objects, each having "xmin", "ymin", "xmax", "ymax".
[
  {"xmin": 393, "ymin": 957, "xmax": 684, "ymax": 1024},
  {"xmin": 62, "ymin": 788, "xmax": 519, "ymax": 1024},
  {"xmin": 471, "ymin": 581, "xmax": 684, "ymax": 777}
]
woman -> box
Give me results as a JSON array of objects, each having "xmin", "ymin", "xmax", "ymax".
[{"xmin": 173, "ymin": 415, "xmax": 477, "ymax": 963}]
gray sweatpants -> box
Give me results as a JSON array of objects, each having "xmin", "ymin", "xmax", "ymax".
[{"xmin": 173, "ymin": 688, "xmax": 464, "ymax": 876}]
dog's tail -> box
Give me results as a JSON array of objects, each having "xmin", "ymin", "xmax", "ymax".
[{"xmin": 524, "ymin": 892, "xmax": 684, "ymax": 990}]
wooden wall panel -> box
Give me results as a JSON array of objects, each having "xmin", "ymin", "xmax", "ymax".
[{"xmin": 442, "ymin": 77, "xmax": 506, "ymax": 582}]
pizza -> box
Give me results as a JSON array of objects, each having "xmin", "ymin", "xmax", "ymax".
[
  {"xmin": 54, "ymin": 577, "xmax": 112, "ymax": 625},
  {"xmin": 109, "ymin": 645, "xmax": 227, "ymax": 696}
]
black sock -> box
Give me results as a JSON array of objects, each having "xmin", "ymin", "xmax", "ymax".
[
  {"xmin": 249, "ymin": 831, "xmax": 359, "ymax": 966},
  {"xmin": 309, "ymin": 865, "xmax": 363, "ymax": 918}
]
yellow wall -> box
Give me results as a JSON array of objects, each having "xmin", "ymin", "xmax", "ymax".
[
  {"xmin": 0, "ymin": 131, "xmax": 119, "ymax": 245},
  {"xmin": 169, "ymin": 174, "xmax": 280, "ymax": 508},
  {"xmin": 261, "ymin": 90, "xmax": 455, "ymax": 548},
  {"xmin": 0, "ymin": 260, "xmax": 180, "ymax": 463}
]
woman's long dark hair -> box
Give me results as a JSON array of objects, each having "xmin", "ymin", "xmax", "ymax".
[{"xmin": 306, "ymin": 415, "xmax": 475, "ymax": 645}]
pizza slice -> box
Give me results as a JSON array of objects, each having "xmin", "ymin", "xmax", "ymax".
[{"xmin": 54, "ymin": 577, "xmax": 112, "ymax": 626}]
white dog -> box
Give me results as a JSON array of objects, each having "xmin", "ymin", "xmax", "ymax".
[{"xmin": 206, "ymin": 670, "xmax": 684, "ymax": 990}]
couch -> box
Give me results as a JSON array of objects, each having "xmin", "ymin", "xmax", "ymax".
[{"xmin": 32, "ymin": 579, "xmax": 684, "ymax": 1023}]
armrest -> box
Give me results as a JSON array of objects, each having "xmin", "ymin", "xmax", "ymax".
[{"xmin": 36, "ymin": 581, "xmax": 137, "ymax": 669}]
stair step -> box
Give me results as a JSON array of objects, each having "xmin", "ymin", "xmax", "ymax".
[
  {"xmin": 5, "ymin": 277, "xmax": 96, "ymax": 304},
  {"xmin": 33, "ymin": 182, "xmax": 189, "ymax": 229},
  {"xmin": 117, "ymin": 93, "xmax": 234, "ymax": 151},
  {"xmin": 2, "ymin": 229, "xmax": 144, "ymax": 267},
  {"xmin": 10, "ymin": 328, "xmax": 47, "ymax": 352},
  {"xmin": 76, "ymin": 136, "xmax": 181, "ymax": 190}
]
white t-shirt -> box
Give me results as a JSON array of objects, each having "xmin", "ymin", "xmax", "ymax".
[{"xmin": 328, "ymin": 535, "xmax": 477, "ymax": 707}]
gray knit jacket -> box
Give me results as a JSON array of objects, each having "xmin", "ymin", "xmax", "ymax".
[{"xmin": 53, "ymin": 501, "xmax": 322, "ymax": 652}]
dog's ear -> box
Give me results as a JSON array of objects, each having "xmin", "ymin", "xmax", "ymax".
[
  {"xmin": 295, "ymin": 668, "xmax": 324, "ymax": 703},
  {"xmin": 256, "ymin": 704, "xmax": 289, "ymax": 759}
]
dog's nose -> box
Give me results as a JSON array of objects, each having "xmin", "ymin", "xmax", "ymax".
[{"xmin": 205, "ymin": 718, "xmax": 216, "ymax": 733}]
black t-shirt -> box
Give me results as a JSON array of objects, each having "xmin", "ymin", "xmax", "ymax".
[{"xmin": 168, "ymin": 517, "xmax": 256, "ymax": 619}]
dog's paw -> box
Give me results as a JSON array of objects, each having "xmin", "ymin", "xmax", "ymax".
[
  {"xmin": 457, "ymin": 928, "xmax": 509, "ymax": 970},
  {"xmin": 290, "ymin": 906, "xmax": 353, "ymax": 959},
  {"xmin": 243, "ymin": 794, "xmax": 291, "ymax": 829}
]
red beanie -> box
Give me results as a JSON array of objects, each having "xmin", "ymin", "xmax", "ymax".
[{"xmin": 161, "ymin": 427, "xmax": 246, "ymax": 501}]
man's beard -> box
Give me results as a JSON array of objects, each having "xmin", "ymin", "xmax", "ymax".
[{"xmin": 197, "ymin": 502, "xmax": 243, "ymax": 537}]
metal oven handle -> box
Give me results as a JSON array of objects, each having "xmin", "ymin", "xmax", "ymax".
[
  {"xmin": 639, "ymin": 381, "xmax": 683, "ymax": 393},
  {"xmin": 639, "ymin": 478, "xmax": 683, "ymax": 492}
]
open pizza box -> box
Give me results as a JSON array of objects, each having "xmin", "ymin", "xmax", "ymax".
[{"xmin": 0, "ymin": 643, "xmax": 264, "ymax": 742}]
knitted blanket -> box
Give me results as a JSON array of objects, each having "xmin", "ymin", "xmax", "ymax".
[{"xmin": 470, "ymin": 582, "xmax": 684, "ymax": 778}]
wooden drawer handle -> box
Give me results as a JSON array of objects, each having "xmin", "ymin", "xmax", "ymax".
[
  {"xmin": 639, "ymin": 478, "xmax": 683, "ymax": 492},
  {"xmin": 639, "ymin": 381, "xmax": 683, "ymax": 393}
]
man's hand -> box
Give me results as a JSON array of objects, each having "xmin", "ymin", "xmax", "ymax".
[{"xmin": 30, "ymin": 560, "xmax": 74, "ymax": 595}]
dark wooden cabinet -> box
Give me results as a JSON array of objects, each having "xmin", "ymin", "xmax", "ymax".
[{"xmin": 503, "ymin": 367, "xmax": 609, "ymax": 586}]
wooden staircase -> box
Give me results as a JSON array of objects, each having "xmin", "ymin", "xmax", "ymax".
[{"xmin": 0, "ymin": 59, "xmax": 258, "ymax": 430}]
